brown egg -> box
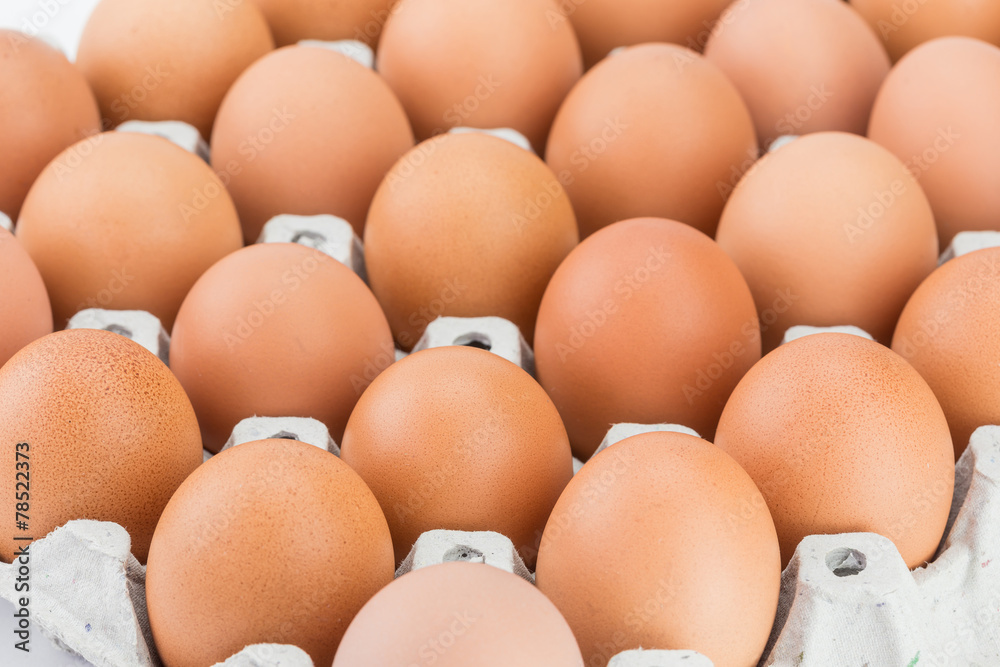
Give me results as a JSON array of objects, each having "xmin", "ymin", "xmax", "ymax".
[
  {"xmin": 715, "ymin": 333, "xmax": 955, "ymax": 569},
  {"xmin": 0, "ymin": 31, "xmax": 100, "ymax": 220},
  {"xmin": 536, "ymin": 431, "xmax": 781, "ymax": 667},
  {"xmin": 562, "ymin": 0, "xmax": 732, "ymax": 68},
  {"xmin": 533, "ymin": 217, "xmax": 760, "ymax": 460},
  {"xmin": 76, "ymin": 0, "xmax": 274, "ymax": 140},
  {"xmin": 364, "ymin": 132, "xmax": 578, "ymax": 350},
  {"xmin": 16, "ymin": 132, "xmax": 243, "ymax": 330},
  {"xmin": 147, "ymin": 439, "xmax": 394, "ymax": 667},
  {"xmin": 375, "ymin": 0, "xmax": 582, "ymax": 153},
  {"xmin": 0, "ymin": 329, "xmax": 201, "ymax": 563},
  {"xmin": 851, "ymin": 0, "xmax": 1000, "ymax": 62},
  {"xmin": 334, "ymin": 562, "xmax": 583, "ymax": 666},
  {"xmin": 868, "ymin": 37, "xmax": 1000, "ymax": 248},
  {"xmin": 211, "ymin": 45, "xmax": 414, "ymax": 243},
  {"xmin": 893, "ymin": 247, "xmax": 1000, "ymax": 458},
  {"xmin": 546, "ymin": 43, "xmax": 757, "ymax": 239},
  {"xmin": 170, "ymin": 242, "xmax": 393, "ymax": 453},
  {"xmin": 715, "ymin": 132, "xmax": 938, "ymax": 352},
  {"xmin": 340, "ymin": 346, "xmax": 573, "ymax": 568},
  {"xmin": 704, "ymin": 0, "xmax": 890, "ymax": 148},
  {"xmin": 0, "ymin": 228, "xmax": 52, "ymax": 368},
  {"xmin": 250, "ymin": 0, "xmax": 397, "ymax": 47}
]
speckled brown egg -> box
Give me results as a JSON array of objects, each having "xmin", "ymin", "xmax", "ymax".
[
  {"xmin": 250, "ymin": 0, "xmax": 397, "ymax": 47},
  {"xmin": 715, "ymin": 132, "xmax": 938, "ymax": 352},
  {"xmin": 715, "ymin": 333, "xmax": 955, "ymax": 568},
  {"xmin": 534, "ymin": 217, "xmax": 760, "ymax": 460},
  {"xmin": 0, "ymin": 329, "xmax": 201, "ymax": 564},
  {"xmin": 334, "ymin": 562, "xmax": 583, "ymax": 666},
  {"xmin": 704, "ymin": 0, "xmax": 890, "ymax": 148},
  {"xmin": 364, "ymin": 132, "xmax": 578, "ymax": 350},
  {"xmin": 211, "ymin": 45, "xmax": 414, "ymax": 243},
  {"xmin": 546, "ymin": 43, "xmax": 757, "ymax": 239},
  {"xmin": 76, "ymin": 0, "xmax": 274, "ymax": 140},
  {"xmin": 893, "ymin": 247, "xmax": 1000, "ymax": 458},
  {"xmin": 375, "ymin": 0, "xmax": 582, "ymax": 153},
  {"xmin": 868, "ymin": 37, "xmax": 1000, "ymax": 248},
  {"xmin": 15, "ymin": 132, "xmax": 243, "ymax": 330},
  {"xmin": 147, "ymin": 439, "xmax": 394, "ymax": 667},
  {"xmin": 170, "ymin": 242, "xmax": 393, "ymax": 453},
  {"xmin": 340, "ymin": 346, "xmax": 574, "ymax": 568},
  {"xmin": 536, "ymin": 431, "xmax": 781, "ymax": 667},
  {"xmin": 0, "ymin": 228, "xmax": 52, "ymax": 368},
  {"xmin": 0, "ymin": 30, "xmax": 100, "ymax": 220}
]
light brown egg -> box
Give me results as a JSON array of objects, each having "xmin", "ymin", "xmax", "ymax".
[
  {"xmin": 147, "ymin": 439, "xmax": 394, "ymax": 667},
  {"xmin": 535, "ymin": 431, "xmax": 781, "ymax": 667},
  {"xmin": 0, "ymin": 329, "xmax": 201, "ymax": 564},
  {"xmin": 893, "ymin": 247, "xmax": 1000, "ymax": 458},
  {"xmin": 16, "ymin": 132, "xmax": 243, "ymax": 330},
  {"xmin": 0, "ymin": 228, "xmax": 52, "ymax": 368},
  {"xmin": 76, "ymin": 0, "xmax": 274, "ymax": 140},
  {"xmin": 250, "ymin": 0, "xmax": 397, "ymax": 47},
  {"xmin": 715, "ymin": 132, "xmax": 938, "ymax": 352},
  {"xmin": 211, "ymin": 45, "xmax": 414, "ymax": 243},
  {"xmin": 534, "ymin": 217, "xmax": 760, "ymax": 460},
  {"xmin": 868, "ymin": 37, "xmax": 1000, "ymax": 248},
  {"xmin": 545, "ymin": 43, "xmax": 757, "ymax": 239},
  {"xmin": 375, "ymin": 0, "xmax": 582, "ymax": 153},
  {"xmin": 334, "ymin": 562, "xmax": 584, "ymax": 666},
  {"xmin": 364, "ymin": 132, "xmax": 578, "ymax": 350},
  {"xmin": 170, "ymin": 242, "xmax": 393, "ymax": 453},
  {"xmin": 851, "ymin": 0, "xmax": 1000, "ymax": 61},
  {"xmin": 715, "ymin": 333, "xmax": 955, "ymax": 569},
  {"xmin": 704, "ymin": 0, "xmax": 890, "ymax": 148},
  {"xmin": 0, "ymin": 31, "xmax": 100, "ymax": 220},
  {"xmin": 340, "ymin": 346, "xmax": 573, "ymax": 568}
]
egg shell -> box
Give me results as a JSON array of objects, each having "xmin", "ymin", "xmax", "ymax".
[
  {"xmin": 868, "ymin": 37, "xmax": 1000, "ymax": 248},
  {"xmin": 545, "ymin": 43, "xmax": 757, "ymax": 239},
  {"xmin": 851, "ymin": 0, "xmax": 1000, "ymax": 61},
  {"xmin": 250, "ymin": 0, "xmax": 397, "ymax": 47},
  {"xmin": 533, "ymin": 217, "xmax": 760, "ymax": 460},
  {"xmin": 211, "ymin": 45, "xmax": 414, "ymax": 243},
  {"xmin": 535, "ymin": 431, "xmax": 781, "ymax": 667},
  {"xmin": 892, "ymin": 247, "xmax": 1000, "ymax": 458},
  {"xmin": 364, "ymin": 132, "xmax": 578, "ymax": 350},
  {"xmin": 340, "ymin": 346, "xmax": 574, "ymax": 569},
  {"xmin": 146, "ymin": 438, "xmax": 394, "ymax": 667},
  {"xmin": 715, "ymin": 132, "xmax": 938, "ymax": 352},
  {"xmin": 16, "ymin": 131, "xmax": 243, "ymax": 331},
  {"xmin": 0, "ymin": 30, "xmax": 101, "ymax": 220},
  {"xmin": 334, "ymin": 562, "xmax": 583, "ymax": 666},
  {"xmin": 375, "ymin": 0, "xmax": 582, "ymax": 153},
  {"xmin": 0, "ymin": 329, "xmax": 202, "ymax": 564},
  {"xmin": 0, "ymin": 228, "xmax": 52, "ymax": 368},
  {"xmin": 714, "ymin": 333, "xmax": 955, "ymax": 569}
]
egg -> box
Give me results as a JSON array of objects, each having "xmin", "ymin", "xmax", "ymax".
[
  {"xmin": 16, "ymin": 132, "xmax": 243, "ymax": 330},
  {"xmin": 340, "ymin": 346, "xmax": 573, "ymax": 568},
  {"xmin": 0, "ymin": 329, "xmax": 201, "ymax": 563},
  {"xmin": 0, "ymin": 228, "xmax": 52, "ymax": 368},
  {"xmin": 250, "ymin": 0, "xmax": 397, "ymax": 47},
  {"xmin": 545, "ymin": 43, "xmax": 757, "ymax": 239},
  {"xmin": 715, "ymin": 132, "xmax": 938, "ymax": 352},
  {"xmin": 704, "ymin": 0, "xmax": 890, "ymax": 148},
  {"xmin": 170, "ymin": 242, "xmax": 393, "ymax": 453},
  {"xmin": 868, "ymin": 37, "xmax": 1000, "ymax": 248},
  {"xmin": 535, "ymin": 431, "xmax": 781, "ymax": 667},
  {"xmin": 375, "ymin": 0, "xmax": 582, "ymax": 153},
  {"xmin": 147, "ymin": 439, "xmax": 394, "ymax": 666},
  {"xmin": 335, "ymin": 562, "xmax": 582, "ymax": 666},
  {"xmin": 364, "ymin": 132, "xmax": 577, "ymax": 349},
  {"xmin": 715, "ymin": 333, "xmax": 955, "ymax": 568},
  {"xmin": 76, "ymin": 0, "xmax": 273, "ymax": 140},
  {"xmin": 211, "ymin": 45, "xmax": 414, "ymax": 243},
  {"xmin": 893, "ymin": 247, "xmax": 1000, "ymax": 458},
  {"xmin": 0, "ymin": 31, "xmax": 101, "ymax": 220},
  {"xmin": 534, "ymin": 217, "xmax": 760, "ymax": 460},
  {"xmin": 851, "ymin": 0, "xmax": 1000, "ymax": 61}
]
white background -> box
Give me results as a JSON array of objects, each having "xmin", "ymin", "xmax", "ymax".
[{"xmin": 0, "ymin": 0, "xmax": 102, "ymax": 61}]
